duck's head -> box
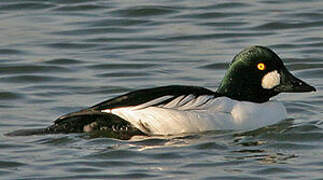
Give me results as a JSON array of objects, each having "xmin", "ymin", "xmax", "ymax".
[{"xmin": 216, "ymin": 46, "xmax": 316, "ymax": 103}]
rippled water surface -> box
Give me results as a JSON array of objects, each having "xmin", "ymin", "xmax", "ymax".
[{"xmin": 0, "ymin": 0, "xmax": 322, "ymax": 179}]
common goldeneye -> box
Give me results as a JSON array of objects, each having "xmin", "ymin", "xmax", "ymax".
[{"xmin": 7, "ymin": 46, "xmax": 316, "ymax": 139}]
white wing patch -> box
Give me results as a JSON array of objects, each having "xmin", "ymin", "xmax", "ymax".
[
  {"xmin": 102, "ymin": 96, "xmax": 287, "ymax": 135},
  {"xmin": 131, "ymin": 95, "xmax": 175, "ymax": 110},
  {"xmin": 160, "ymin": 95, "xmax": 214, "ymax": 110}
]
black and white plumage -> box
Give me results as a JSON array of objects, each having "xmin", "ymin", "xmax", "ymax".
[{"xmin": 8, "ymin": 85, "xmax": 287, "ymax": 139}]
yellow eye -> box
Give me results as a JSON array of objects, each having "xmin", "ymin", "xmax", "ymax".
[{"xmin": 257, "ymin": 63, "xmax": 266, "ymax": 71}]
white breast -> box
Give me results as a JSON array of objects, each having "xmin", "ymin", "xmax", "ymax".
[{"xmin": 102, "ymin": 96, "xmax": 287, "ymax": 135}]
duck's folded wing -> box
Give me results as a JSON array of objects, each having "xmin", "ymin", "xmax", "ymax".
[{"xmin": 90, "ymin": 85, "xmax": 218, "ymax": 111}]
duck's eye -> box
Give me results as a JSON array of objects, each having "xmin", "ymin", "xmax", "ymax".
[{"xmin": 257, "ymin": 63, "xmax": 266, "ymax": 71}]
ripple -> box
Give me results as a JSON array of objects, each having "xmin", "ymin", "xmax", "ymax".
[
  {"xmin": 0, "ymin": 170, "xmax": 10, "ymax": 176},
  {"xmin": 253, "ymin": 21, "xmax": 323, "ymax": 30},
  {"xmin": 287, "ymin": 63, "xmax": 323, "ymax": 71},
  {"xmin": 183, "ymin": 161, "xmax": 239, "ymax": 168},
  {"xmin": 85, "ymin": 149, "xmax": 144, "ymax": 159},
  {"xmin": 54, "ymin": 4, "xmax": 103, "ymax": 11},
  {"xmin": 45, "ymin": 42, "xmax": 99, "ymax": 49},
  {"xmin": 52, "ymin": 27, "xmax": 141, "ymax": 36},
  {"xmin": 98, "ymin": 43, "xmax": 160, "ymax": 51},
  {"xmin": 149, "ymin": 152, "xmax": 183, "ymax": 160},
  {"xmin": 75, "ymin": 160, "xmax": 141, "ymax": 168},
  {"xmin": 0, "ymin": 2, "xmax": 55, "ymax": 11},
  {"xmin": 199, "ymin": 62, "xmax": 228, "ymax": 70},
  {"xmin": 175, "ymin": 12, "xmax": 245, "ymax": 19},
  {"xmin": 45, "ymin": 58, "xmax": 84, "ymax": 65},
  {"xmin": 199, "ymin": 21, "xmax": 247, "ymax": 27},
  {"xmin": 80, "ymin": 18, "xmax": 151, "ymax": 28},
  {"xmin": 253, "ymin": 166, "xmax": 293, "ymax": 175},
  {"xmin": 0, "ymin": 92, "xmax": 24, "ymax": 100},
  {"xmin": 296, "ymin": 69, "xmax": 323, "ymax": 79},
  {"xmin": 0, "ymin": 64, "xmax": 68, "ymax": 75},
  {"xmin": 296, "ymin": 37, "xmax": 323, "ymax": 43},
  {"xmin": 287, "ymin": 122, "xmax": 322, "ymax": 133},
  {"xmin": 287, "ymin": 12, "xmax": 323, "ymax": 20},
  {"xmin": 0, "ymin": 75, "xmax": 77, "ymax": 83},
  {"xmin": 265, "ymin": 142, "xmax": 317, "ymax": 150},
  {"xmin": 59, "ymin": 173, "xmax": 158, "ymax": 179},
  {"xmin": 199, "ymin": 2, "xmax": 249, "ymax": 9},
  {"xmin": 0, "ymin": 160, "xmax": 26, "ymax": 168},
  {"xmin": 271, "ymin": 44, "xmax": 300, "ymax": 49},
  {"xmin": 66, "ymin": 167, "xmax": 101, "ymax": 173},
  {"xmin": 96, "ymin": 72, "xmax": 149, "ymax": 78},
  {"xmin": 0, "ymin": 143, "xmax": 31, "ymax": 149},
  {"xmin": 111, "ymin": 6, "xmax": 179, "ymax": 17},
  {"xmin": 305, "ymin": 42, "xmax": 323, "ymax": 47},
  {"xmin": 86, "ymin": 63, "xmax": 157, "ymax": 70},
  {"xmin": 192, "ymin": 142, "xmax": 228, "ymax": 150},
  {"xmin": 165, "ymin": 32, "xmax": 273, "ymax": 41},
  {"xmin": 47, "ymin": 0, "xmax": 95, "ymax": 4},
  {"xmin": 0, "ymin": 49, "xmax": 26, "ymax": 55},
  {"xmin": 33, "ymin": 136, "xmax": 79, "ymax": 146},
  {"xmin": 284, "ymin": 57, "xmax": 323, "ymax": 63}
]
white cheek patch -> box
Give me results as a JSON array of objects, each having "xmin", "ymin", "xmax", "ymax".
[{"xmin": 261, "ymin": 70, "xmax": 281, "ymax": 89}]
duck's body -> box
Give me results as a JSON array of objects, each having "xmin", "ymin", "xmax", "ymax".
[
  {"xmin": 7, "ymin": 46, "xmax": 315, "ymax": 139},
  {"xmin": 100, "ymin": 86, "xmax": 286, "ymax": 135}
]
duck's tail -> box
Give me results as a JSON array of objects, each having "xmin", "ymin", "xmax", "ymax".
[
  {"xmin": 5, "ymin": 126, "xmax": 56, "ymax": 136},
  {"xmin": 5, "ymin": 111, "xmax": 145, "ymax": 140}
]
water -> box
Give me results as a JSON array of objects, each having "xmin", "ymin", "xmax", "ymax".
[{"xmin": 0, "ymin": 0, "xmax": 322, "ymax": 179}]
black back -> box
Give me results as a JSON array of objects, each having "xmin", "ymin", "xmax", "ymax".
[{"xmin": 90, "ymin": 85, "xmax": 218, "ymax": 111}]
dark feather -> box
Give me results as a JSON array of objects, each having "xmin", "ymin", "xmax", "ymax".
[
  {"xmin": 7, "ymin": 111, "xmax": 144, "ymax": 140},
  {"xmin": 90, "ymin": 85, "xmax": 218, "ymax": 111}
]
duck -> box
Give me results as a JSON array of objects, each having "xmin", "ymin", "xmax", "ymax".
[{"xmin": 7, "ymin": 46, "xmax": 316, "ymax": 139}]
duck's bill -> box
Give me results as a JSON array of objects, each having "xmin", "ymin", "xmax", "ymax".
[{"xmin": 274, "ymin": 69, "xmax": 316, "ymax": 93}]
